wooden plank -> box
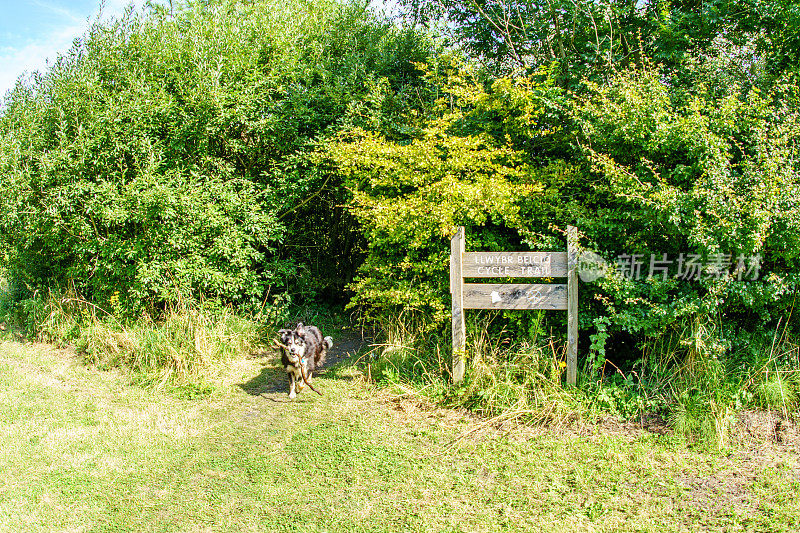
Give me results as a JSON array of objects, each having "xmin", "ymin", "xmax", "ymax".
[
  {"xmin": 566, "ymin": 226, "xmax": 578, "ymax": 386},
  {"xmin": 462, "ymin": 252, "xmax": 568, "ymax": 278},
  {"xmin": 450, "ymin": 227, "xmax": 466, "ymax": 383},
  {"xmin": 463, "ymin": 283, "xmax": 567, "ymax": 310}
]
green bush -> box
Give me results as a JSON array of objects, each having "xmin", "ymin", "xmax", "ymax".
[
  {"xmin": 0, "ymin": 0, "xmax": 434, "ymax": 312},
  {"xmin": 326, "ymin": 58, "xmax": 800, "ymax": 351},
  {"xmin": 324, "ymin": 63, "xmax": 566, "ymax": 327}
]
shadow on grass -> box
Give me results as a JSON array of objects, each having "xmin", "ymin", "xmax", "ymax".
[{"xmin": 238, "ymin": 361, "xmax": 286, "ymax": 397}]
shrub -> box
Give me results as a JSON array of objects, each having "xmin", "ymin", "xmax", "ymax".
[
  {"xmin": 324, "ymin": 63, "xmax": 566, "ymax": 328},
  {"xmin": 327, "ymin": 58, "xmax": 800, "ymax": 442}
]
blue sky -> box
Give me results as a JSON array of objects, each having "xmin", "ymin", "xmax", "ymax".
[{"xmin": 0, "ymin": 0, "xmax": 161, "ymax": 97}]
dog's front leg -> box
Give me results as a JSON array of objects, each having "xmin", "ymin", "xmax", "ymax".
[{"xmin": 288, "ymin": 372, "xmax": 297, "ymax": 399}]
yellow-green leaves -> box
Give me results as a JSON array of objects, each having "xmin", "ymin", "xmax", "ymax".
[{"xmin": 324, "ymin": 68, "xmax": 550, "ymax": 325}]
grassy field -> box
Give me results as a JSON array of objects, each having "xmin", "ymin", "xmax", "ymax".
[{"xmin": 0, "ymin": 338, "xmax": 798, "ymax": 532}]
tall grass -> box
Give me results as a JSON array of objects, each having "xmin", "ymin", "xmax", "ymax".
[
  {"xmin": 630, "ymin": 315, "xmax": 800, "ymax": 448},
  {"xmin": 365, "ymin": 313, "xmax": 587, "ymax": 426},
  {"xmin": 459, "ymin": 323, "xmax": 585, "ymax": 423},
  {"xmin": 80, "ymin": 308, "xmax": 264, "ymax": 389},
  {"xmin": 364, "ymin": 310, "xmax": 800, "ymax": 447},
  {"xmin": 0, "ymin": 288, "xmax": 268, "ymax": 394}
]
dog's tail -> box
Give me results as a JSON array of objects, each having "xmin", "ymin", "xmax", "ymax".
[{"xmin": 324, "ymin": 336, "xmax": 333, "ymax": 350}]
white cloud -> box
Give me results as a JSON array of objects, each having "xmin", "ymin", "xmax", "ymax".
[
  {"xmin": 0, "ymin": 23, "xmax": 84, "ymax": 99},
  {"xmin": 30, "ymin": 0, "xmax": 85, "ymax": 24}
]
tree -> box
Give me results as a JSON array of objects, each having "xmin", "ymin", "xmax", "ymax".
[
  {"xmin": 397, "ymin": 0, "xmax": 795, "ymax": 88},
  {"xmin": 323, "ymin": 62, "xmax": 567, "ymax": 326}
]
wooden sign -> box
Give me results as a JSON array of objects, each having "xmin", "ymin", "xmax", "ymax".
[
  {"xmin": 463, "ymin": 283, "xmax": 567, "ymax": 310},
  {"xmin": 451, "ymin": 227, "xmax": 578, "ymax": 385},
  {"xmin": 461, "ymin": 252, "xmax": 568, "ymax": 278}
]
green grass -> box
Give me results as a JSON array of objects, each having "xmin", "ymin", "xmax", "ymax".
[{"xmin": 0, "ymin": 339, "xmax": 798, "ymax": 532}]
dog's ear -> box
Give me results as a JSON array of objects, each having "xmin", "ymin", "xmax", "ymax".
[{"xmin": 295, "ymin": 322, "xmax": 305, "ymax": 334}]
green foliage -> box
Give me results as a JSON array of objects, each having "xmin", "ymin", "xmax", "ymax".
[
  {"xmin": 398, "ymin": 0, "xmax": 796, "ymax": 89},
  {"xmin": 563, "ymin": 63, "xmax": 800, "ymax": 442},
  {"xmin": 328, "ymin": 56, "xmax": 800, "ymax": 349},
  {"xmin": 328, "ymin": 55, "xmax": 800, "ymax": 443},
  {"xmin": 0, "ymin": 0, "xmax": 434, "ymax": 311},
  {"xmin": 325, "ymin": 64, "xmax": 567, "ymax": 327},
  {"xmin": 566, "ymin": 64, "xmax": 800, "ymax": 348}
]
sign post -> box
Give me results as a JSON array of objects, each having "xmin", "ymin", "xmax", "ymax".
[
  {"xmin": 450, "ymin": 226, "xmax": 466, "ymax": 383},
  {"xmin": 450, "ymin": 226, "xmax": 579, "ymax": 385},
  {"xmin": 567, "ymin": 226, "xmax": 578, "ymax": 386}
]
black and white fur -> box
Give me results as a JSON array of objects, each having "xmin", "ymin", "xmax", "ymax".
[{"xmin": 278, "ymin": 322, "xmax": 333, "ymax": 399}]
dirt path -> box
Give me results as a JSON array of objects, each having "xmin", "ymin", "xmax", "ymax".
[{"xmin": 236, "ymin": 329, "xmax": 371, "ymax": 399}]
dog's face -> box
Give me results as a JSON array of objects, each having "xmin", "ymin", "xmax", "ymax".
[
  {"xmin": 278, "ymin": 328, "xmax": 292, "ymax": 347},
  {"xmin": 281, "ymin": 324, "xmax": 307, "ymax": 364}
]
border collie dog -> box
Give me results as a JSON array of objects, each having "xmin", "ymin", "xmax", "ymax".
[{"xmin": 278, "ymin": 323, "xmax": 333, "ymax": 399}]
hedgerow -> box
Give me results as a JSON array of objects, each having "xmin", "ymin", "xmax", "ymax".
[
  {"xmin": 0, "ymin": 0, "xmax": 433, "ymax": 313},
  {"xmin": 1, "ymin": 0, "xmax": 798, "ymax": 441}
]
